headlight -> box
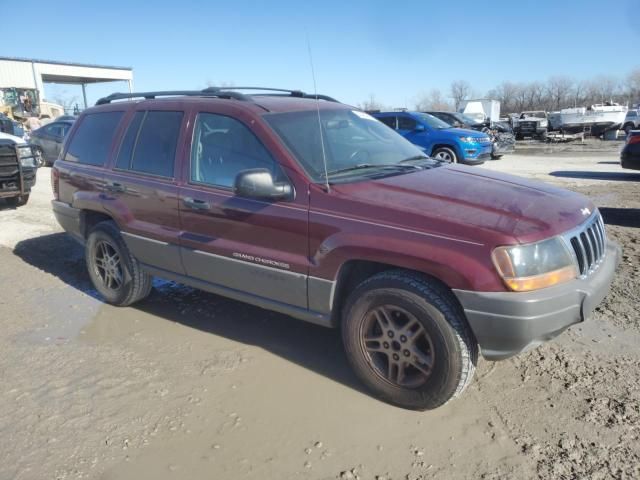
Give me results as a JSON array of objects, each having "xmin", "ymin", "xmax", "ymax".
[
  {"xmin": 540, "ymin": 120, "xmax": 548, "ymax": 127},
  {"xmin": 20, "ymin": 157, "xmax": 37, "ymax": 168},
  {"xmin": 460, "ymin": 136, "xmax": 480, "ymax": 143},
  {"xmin": 492, "ymin": 237, "xmax": 577, "ymax": 291},
  {"xmin": 16, "ymin": 146, "xmax": 37, "ymax": 168}
]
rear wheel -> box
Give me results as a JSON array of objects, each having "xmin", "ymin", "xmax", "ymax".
[
  {"xmin": 432, "ymin": 147, "xmax": 458, "ymax": 163},
  {"xmin": 341, "ymin": 271, "xmax": 478, "ymax": 410},
  {"xmin": 5, "ymin": 194, "xmax": 29, "ymax": 207},
  {"xmin": 86, "ymin": 221, "xmax": 152, "ymax": 306},
  {"xmin": 624, "ymin": 123, "xmax": 634, "ymax": 135}
]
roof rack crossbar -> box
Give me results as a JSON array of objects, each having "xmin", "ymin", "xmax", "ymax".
[{"xmin": 95, "ymin": 89, "xmax": 250, "ymax": 105}]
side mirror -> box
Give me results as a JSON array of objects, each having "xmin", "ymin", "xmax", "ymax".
[
  {"xmin": 414, "ymin": 124, "xmax": 426, "ymax": 132},
  {"xmin": 234, "ymin": 168, "xmax": 293, "ymax": 201}
]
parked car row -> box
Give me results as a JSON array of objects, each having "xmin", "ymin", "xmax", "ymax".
[{"xmin": 50, "ymin": 87, "xmax": 619, "ymax": 409}]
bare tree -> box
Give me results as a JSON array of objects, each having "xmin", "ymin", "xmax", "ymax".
[
  {"xmin": 51, "ymin": 94, "xmax": 80, "ymax": 114},
  {"xmin": 414, "ymin": 89, "xmax": 452, "ymax": 111},
  {"xmin": 450, "ymin": 80, "xmax": 471, "ymax": 110},
  {"xmin": 626, "ymin": 68, "xmax": 640, "ymax": 104},
  {"xmin": 546, "ymin": 76, "xmax": 574, "ymax": 110},
  {"xmin": 358, "ymin": 93, "xmax": 385, "ymax": 111},
  {"xmin": 487, "ymin": 81, "xmax": 519, "ymax": 113}
]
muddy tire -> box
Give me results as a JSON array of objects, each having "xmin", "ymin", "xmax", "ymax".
[
  {"xmin": 32, "ymin": 147, "xmax": 45, "ymax": 167},
  {"xmin": 86, "ymin": 221, "xmax": 152, "ymax": 306},
  {"xmin": 341, "ymin": 271, "xmax": 478, "ymax": 410},
  {"xmin": 5, "ymin": 194, "xmax": 29, "ymax": 207},
  {"xmin": 432, "ymin": 147, "xmax": 458, "ymax": 163}
]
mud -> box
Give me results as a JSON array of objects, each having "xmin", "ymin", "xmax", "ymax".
[{"xmin": 0, "ymin": 154, "xmax": 638, "ymax": 479}]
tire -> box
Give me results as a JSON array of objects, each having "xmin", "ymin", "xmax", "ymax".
[
  {"xmin": 432, "ymin": 147, "xmax": 458, "ymax": 163},
  {"xmin": 5, "ymin": 194, "xmax": 29, "ymax": 207},
  {"xmin": 341, "ymin": 271, "xmax": 478, "ymax": 410},
  {"xmin": 86, "ymin": 221, "xmax": 153, "ymax": 306},
  {"xmin": 624, "ymin": 123, "xmax": 634, "ymax": 135},
  {"xmin": 32, "ymin": 147, "xmax": 45, "ymax": 167},
  {"xmin": 491, "ymin": 154, "xmax": 503, "ymax": 160}
]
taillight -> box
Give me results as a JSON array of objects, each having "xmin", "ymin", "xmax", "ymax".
[
  {"xmin": 51, "ymin": 167, "xmax": 60, "ymax": 200},
  {"xmin": 627, "ymin": 134, "xmax": 640, "ymax": 145}
]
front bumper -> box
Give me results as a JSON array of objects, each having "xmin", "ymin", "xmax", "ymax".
[{"xmin": 453, "ymin": 240, "xmax": 621, "ymax": 361}]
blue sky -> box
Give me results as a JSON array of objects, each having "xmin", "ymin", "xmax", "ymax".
[{"xmin": 4, "ymin": 0, "xmax": 638, "ymax": 109}]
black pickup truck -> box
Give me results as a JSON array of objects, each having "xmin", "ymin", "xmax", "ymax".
[{"xmin": 0, "ymin": 137, "xmax": 37, "ymax": 207}]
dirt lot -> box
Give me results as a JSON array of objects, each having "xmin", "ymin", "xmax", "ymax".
[{"xmin": 1, "ymin": 140, "xmax": 639, "ymax": 480}]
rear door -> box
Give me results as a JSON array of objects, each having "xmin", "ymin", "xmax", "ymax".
[
  {"xmin": 178, "ymin": 110, "xmax": 310, "ymax": 308},
  {"xmin": 102, "ymin": 107, "xmax": 187, "ymax": 274},
  {"xmin": 40, "ymin": 123, "xmax": 66, "ymax": 162}
]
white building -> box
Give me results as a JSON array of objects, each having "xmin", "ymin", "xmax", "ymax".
[{"xmin": 0, "ymin": 56, "xmax": 133, "ymax": 117}]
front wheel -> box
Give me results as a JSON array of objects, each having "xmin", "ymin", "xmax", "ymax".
[
  {"xmin": 491, "ymin": 154, "xmax": 503, "ymax": 160},
  {"xmin": 341, "ymin": 271, "xmax": 478, "ymax": 410},
  {"xmin": 5, "ymin": 194, "xmax": 29, "ymax": 207},
  {"xmin": 432, "ymin": 147, "xmax": 458, "ymax": 163},
  {"xmin": 86, "ymin": 221, "xmax": 152, "ymax": 306},
  {"xmin": 32, "ymin": 147, "xmax": 45, "ymax": 167}
]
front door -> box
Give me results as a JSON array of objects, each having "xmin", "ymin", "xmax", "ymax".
[{"xmin": 178, "ymin": 111, "xmax": 309, "ymax": 308}]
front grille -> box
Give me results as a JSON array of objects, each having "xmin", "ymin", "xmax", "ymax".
[
  {"xmin": 566, "ymin": 213, "xmax": 607, "ymax": 277},
  {"xmin": 0, "ymin": 144, "xmax": 20, "ymax": 188}
]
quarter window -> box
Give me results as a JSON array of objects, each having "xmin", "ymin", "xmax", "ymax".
[
  {"xmin": 65, "ymin": 112, "xmax": 124, "ymax": 165},
  {"xmin": 190, "ymin": 113, "xmax": 284, "ymax": 188}
]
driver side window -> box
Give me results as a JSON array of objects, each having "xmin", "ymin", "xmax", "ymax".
[{"xmin": 190, "ymin": 113, "xmax": 284, "ymax": 188}]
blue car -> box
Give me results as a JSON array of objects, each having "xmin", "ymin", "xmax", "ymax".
[{"xmin": 372, "ymin": 111, "xmax": 492, "ymax": 165}]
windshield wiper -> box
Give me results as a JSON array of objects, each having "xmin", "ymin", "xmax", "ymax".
[
  {"xmin": 399, "ymin": 155, "xmax": 430, "ymax": 163},
  {"xmin": 325, "ymin": 163, "xmax": 421, "ymax": 177}
]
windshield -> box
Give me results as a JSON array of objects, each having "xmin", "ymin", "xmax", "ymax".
[
  {"xmin": 453, "ymin": 113, "xmax": 482, "ymax": 125},
  {"xmin": 265, "ymin": 109, "xmax": 434, "ymax": 182},
  {"xmin": 412, "ymin": 113, "xmax": 451, "ymax": 130}
]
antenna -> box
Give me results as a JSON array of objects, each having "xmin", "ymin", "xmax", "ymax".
[{"xmin": 306, "ymin": 34, "xmax": 330, "ymax": 193}]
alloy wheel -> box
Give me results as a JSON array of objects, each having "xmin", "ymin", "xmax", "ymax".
[
  {"xmin": 359, "ymin": 305, "xmax": 435, "ymax": 388},
  {"xmin": 94, "ymin": 240, "xmax": 123, "ymax": 290}
]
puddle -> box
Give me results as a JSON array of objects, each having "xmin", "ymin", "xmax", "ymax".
[{"xmin": 19, "ymin": 285, "xmax": 102, "ymax": 345}]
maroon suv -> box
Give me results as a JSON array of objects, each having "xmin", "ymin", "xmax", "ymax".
[{"xmin": 51, "ymin": 88, "xmax": 620, "ymax": 410}]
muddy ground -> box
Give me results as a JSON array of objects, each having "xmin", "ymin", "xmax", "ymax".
[{"xmin": 0, "ymin": 142, "xmax": 638, "ymax": 480}]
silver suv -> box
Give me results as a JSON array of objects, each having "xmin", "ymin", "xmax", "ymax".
[{"xmin": 622, "ymin": 110, "xmax": 640, "ymax": 135}]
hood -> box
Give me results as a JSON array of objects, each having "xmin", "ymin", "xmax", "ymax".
[
  {"xmin": 0, "ymin": 132, "xmax": 26, "ymax": 145},
  {"xmin": 332, "ymin": 165, "xmax": 593, "ymax": 245},
  {"xmin": 443, "ymin": 127, "xmax": 487, "ymax": 137}
]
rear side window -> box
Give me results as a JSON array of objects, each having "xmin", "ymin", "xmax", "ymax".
[
  {"xmin": 398, "ymin": 116, "xmax": 417, "ymax": 130},
  {"xmin": 116, "ymin": 111, "xmax": 182, "ymax": 177},
  {"xmin": 378, "ymin": 116, "xmax": 396, "ymax": 129},
  {"xmin": 65, "ymin": 112, "xmax": 124, "ymax": 165}
]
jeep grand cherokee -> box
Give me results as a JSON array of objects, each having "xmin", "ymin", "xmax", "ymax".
[{"xmin": 51, "ymin": 87, "xmax": 620, "ymax": 410}]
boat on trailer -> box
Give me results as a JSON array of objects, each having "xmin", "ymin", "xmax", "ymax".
[{"xmin": 549, "ymin": 103, "xmax": 627, "ymax": 135}]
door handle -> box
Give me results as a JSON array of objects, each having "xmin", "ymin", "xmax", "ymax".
[
  {"xmin": 105, "ymin": 181, "xmax": 125, "ymax": 193},
  {"xmin": 183, "ymin": 197, "xmax": 210, "ymax": 210}
]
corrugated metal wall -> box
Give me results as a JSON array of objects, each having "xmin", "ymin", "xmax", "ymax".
[{"xmin": 0, "ymin": 60, "xmax": 36, "ymax": 89}]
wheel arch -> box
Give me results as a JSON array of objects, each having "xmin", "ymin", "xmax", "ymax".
[
  {"xmin": 329, "ymin": 258, "xmax": 468, "ymax": 327},
  {"xmin": 430, "ymin": 143, "xmax": 460, "ymax": 160}
]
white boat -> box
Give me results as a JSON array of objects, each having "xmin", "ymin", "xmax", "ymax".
[{"xmin": 549, "ymin": 103, "xmax": 628, "ymax": 135}]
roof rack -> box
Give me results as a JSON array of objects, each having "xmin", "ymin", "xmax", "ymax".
[
  {"xmin": 95, "ymin": 89, "xmax": 249, "ymax": 105},
  {"xmin": 96, "ymin": 87, "xmax": 339, "ymax": 105}
]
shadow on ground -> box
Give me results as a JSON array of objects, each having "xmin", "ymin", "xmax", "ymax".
[
  {"xmin": 550, "ymin": 171, "xmax": 640, "ymax": 181},
  {"xmin": 597, "ymin": 161, "xmax": 622, "ymax": 165},
  {"xmin": 600, "ymin": 207, "xmax": 640, "ymax": 228},
  {"xmin": 13, "ymin": 233, "xmax": 365, "ymax": 395}
]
